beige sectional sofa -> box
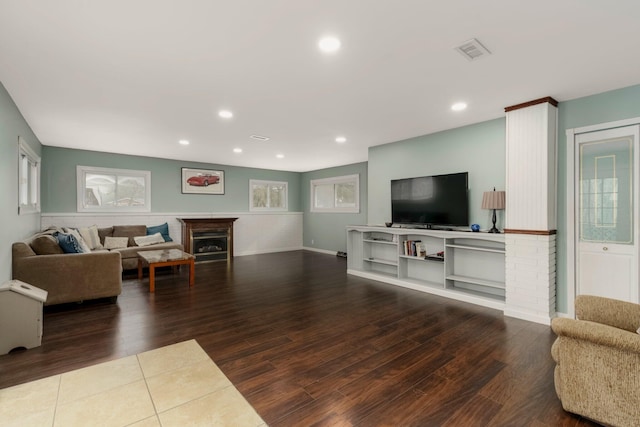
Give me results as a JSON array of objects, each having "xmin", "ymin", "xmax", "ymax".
[{"xmin": 12, "ymin": 224, "xmax": 183, "ymax": 305}]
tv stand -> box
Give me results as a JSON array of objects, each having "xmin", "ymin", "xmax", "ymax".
[{"xmin": 346, "ymin": 225, "xmax": 505, "ymax": 311}]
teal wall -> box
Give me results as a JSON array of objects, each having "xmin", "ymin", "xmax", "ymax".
[
  {"xmin": 0, "ymin": 82, "xmax": 42, "ymax": 282},
  {"xmin": 301, "ymin": 162, "xmax": 368, "ymax": 252},
  {"xmin": 367, "ymin": 118, "xmax": 506, "ymax": 229},
  {"xmin": 42, "ymin": 146, "xmax": 366, "ymax": 253},
  {"xmin": 556, "ymin": 84, "xmax": 640, "ymax": 313},
  {"xmin": 7, "ymin": 73, "xmax": 640, "ymax": 313},
  {"xmin": 42, "ymin": 147, "xmax": 302, "ymax": 213},
  {"xmin": 365, "ymin": 85, "xmax": 640, "ymax": 314}
]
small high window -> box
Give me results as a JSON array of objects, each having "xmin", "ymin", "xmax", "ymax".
[
  {"xmin": 250, "ymin": 180, "xmax": 288, "ymax": 211},
  {"xmin": 310, "ymin": 174, "xmax": 359, "ymax": 213}
]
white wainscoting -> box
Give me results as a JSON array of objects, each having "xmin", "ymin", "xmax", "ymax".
[
  {"xmin": 40, "ymin": 212, "xmax": 303, "ymax": 257},
  {"xmin": 505, "ymin": 101, "xmax": 557, "ymax": 231}
]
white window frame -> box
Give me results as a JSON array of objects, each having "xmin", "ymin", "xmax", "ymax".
[
  {"xmin": 18, "ymin": 137, "xmax": 41, "ymax": 215},
  {"xmin": 77, "ymin": 165, "xmax": 151, "ymax": 213},
  {"xmin": 310, "ymin": 174, "xmax": 360, "ymax": 213},
  {"xmin": 249, "ymin": 179, "xmax": 288, "ymax": 211}
]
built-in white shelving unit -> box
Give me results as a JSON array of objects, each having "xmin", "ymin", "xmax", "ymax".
[{"xmin": 347, "ymin": 226, "xmax": 506, "ymax": 310}]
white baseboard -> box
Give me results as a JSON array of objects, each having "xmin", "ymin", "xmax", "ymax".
[
  {"xmin": 302, "ymin": 247, "xmax": 338, "ymax": 256},
  {"xmin": 503, "ymin": 308, "xmax": 552, "ymax": 326},
  {"xmin": 235, "ymin": 246, "xmax": 304, "ymax": 257},
  {"xmin": 554, "ymin": 311, "xmax": 571, "ymax": 319}
]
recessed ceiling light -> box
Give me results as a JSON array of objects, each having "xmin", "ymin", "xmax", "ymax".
[
  {"xmin": 318, "ymin": 36, "xmax": 341, "ymax": 53},
  {"xmin": 451, "ymin": 102, "xmax": 467, "ymax": 111},
  {"xmin": 250, "ymin": 134, "xmax": 270, "ymax": 141},
  {"xmin": 276, "ymin": 154, "xmax": 284, "ymax": 159},
  {"xmin": 178, "ymin": 140, "xmax": 190, "ymax": 146},
  {"xmin": 335, "ymin": 136, "xmax": 347, "ymax": 143},
  {"xmin": 233, "ymin": 148, "xmax": 242, "ymax": 153},
  {"xmin": 218, "ymin": 110, "xmax": 233, "ymax": 119}
]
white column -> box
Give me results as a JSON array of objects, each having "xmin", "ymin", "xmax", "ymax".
[{"xmin": 504, "ymin": 97, "xmax": 558, "ymax": 324}]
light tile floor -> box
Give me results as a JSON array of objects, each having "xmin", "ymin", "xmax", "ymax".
[{"xmin": 0, "ymin": 339, "xmax": 267, "ymax": 427}]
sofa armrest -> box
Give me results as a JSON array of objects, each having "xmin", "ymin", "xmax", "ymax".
[
  {"xmin": 575, "ymin": 295, "xmax": 640, "ymax": 333},
  {"xmin": 552, "ymin": 317, "xmax": 640, "ymax": 354}
]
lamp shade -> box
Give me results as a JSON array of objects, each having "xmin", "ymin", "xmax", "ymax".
[{"xmin": 481, "ymin": 190, "xmax": 506, "ymax": 210}]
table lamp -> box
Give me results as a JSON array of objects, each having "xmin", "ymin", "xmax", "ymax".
[{"xmin": 481, "ymin": 188, "xmax": 506, "ymax": 233}]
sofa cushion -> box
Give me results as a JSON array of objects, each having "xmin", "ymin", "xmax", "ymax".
[
  {"xmin": 146, "ymin": 222, "xmax": 173, "ymax": 242},
  {"xmin": 98, "ymin": 226, "xmax": 114, "ymax": 245},
  {"xmin": 56, "ymin": 233, "xmax": 86, "ymax": 253},
  {"xmin": 104, "ymin": 236, "xmax": 129, "ymax": 250},
  {"xmin": 113, "ymin": 225, "xmax": 146, "ymax": 247},
  {"xmin": 79, "ymin": 225, "xmax": 102, "ymax": 250},
  {"xmin": 30, "ymin": 235, "xmax": 64, "ymax": 255},
  {"xmin": 134, "ymin": 233, "xmax": 165, "ymax": 247},
  {"xmin": 63, "ymin": 228, "xmax": 92, "ymax": 253}
]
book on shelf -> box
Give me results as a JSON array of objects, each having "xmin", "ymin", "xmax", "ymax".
[{"xmin": 403, "ymin": 240, "xmax": 423, "ymax": 257}]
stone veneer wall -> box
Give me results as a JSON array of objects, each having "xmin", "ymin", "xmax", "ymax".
[{"xmin": 504, "ymin": 234, "xmax": 556, "ymax": 324}]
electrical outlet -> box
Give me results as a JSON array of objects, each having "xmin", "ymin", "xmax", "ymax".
[{"xmin": 311, "ymin": 239, "xmax": 314, "ymax": 245}]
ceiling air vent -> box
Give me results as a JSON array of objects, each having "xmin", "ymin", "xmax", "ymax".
[
  {"xmin": 455, "ymin": 38, "xmax": 491, "ymax": 61},
  {"xmin": 250, "ymin": 134, "xmax": 270, "ymax": 141}
]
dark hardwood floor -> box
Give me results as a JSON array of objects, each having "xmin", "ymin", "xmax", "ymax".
[{"xmin": 0, "ymin": 250, "xmax": 598, "ymax": 426}]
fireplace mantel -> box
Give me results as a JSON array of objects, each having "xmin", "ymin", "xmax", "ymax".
[{"xmin": 177, "ymin": 218, "xmax": 238, "ymax": 264}]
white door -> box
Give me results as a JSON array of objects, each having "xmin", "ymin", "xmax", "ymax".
[{"xmin": 575, "ymin": 125, "xmax": 639, "ymax": 303}]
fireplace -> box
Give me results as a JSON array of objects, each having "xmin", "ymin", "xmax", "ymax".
[{"xmin": 178, "ymin": 218, "xmax": 237, "ymax": 264}]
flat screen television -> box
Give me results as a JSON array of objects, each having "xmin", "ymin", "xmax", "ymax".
[{"xmin": 391, "ymin": 172, "xmax": 469, "ymax": 227}]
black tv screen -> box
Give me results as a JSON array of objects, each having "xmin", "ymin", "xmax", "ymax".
[{"xmin": 391, "ymin": 172, "xmax": 469, "ymax": 227}]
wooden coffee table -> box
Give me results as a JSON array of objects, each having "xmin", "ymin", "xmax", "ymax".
[{"xmin": 137, "ymin": 249, "xmax": 195, "ymax": 293}]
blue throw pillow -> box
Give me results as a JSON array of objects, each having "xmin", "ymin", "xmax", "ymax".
[
  {"xmin": 56, "ymin": 232, "xmax": 86, "ymax": 253},
  {"xmin": 146, "ymin": 223, "xmax": 173, "ymax": 242}
]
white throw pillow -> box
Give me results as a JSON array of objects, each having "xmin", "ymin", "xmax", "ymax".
[
  {"xmin": 64, "ymin": 227, "xmax": 92, "ymax": 253},
  {"xmin": 133, "ymin": 233, "xmax": 165, "ymax": 247},
  {"xmin": 79, "ymin": 225, "xmax": 102, "ymax": 250},
  {"xmin": 104, "ymin": 236, "xmax": 129, "ymax": 250}
]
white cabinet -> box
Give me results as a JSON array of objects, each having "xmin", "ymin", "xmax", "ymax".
[
  {"xmin": 348, "ymin": 230, "xmax": 398, "ymax": 278},
  {"xmin": 0, "ymin": 280, "xmax": 48, "ymax": 355},
  {"xmin": 398, "ymin": 233, "xmax": 445, "ymax": 288},
  {"xmin": 347, "ymin": 226, "xmax": 505, "ymax": 310},
  {"xmin": 445, "ymin": 238, "xmax": 505, "ymax": 299}
]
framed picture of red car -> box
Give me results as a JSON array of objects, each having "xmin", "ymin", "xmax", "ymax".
[{"xmin": 181, "ymin": 168, "xmax": 225, "ymax": 195}]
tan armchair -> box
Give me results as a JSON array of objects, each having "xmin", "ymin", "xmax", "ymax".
[{"xmin": 551, "ymin": 295, "xmax": 640, "ymax": 426}]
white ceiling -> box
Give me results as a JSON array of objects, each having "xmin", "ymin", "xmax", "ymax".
[{"xmin": 1, "ymin": 1, "xmax": 639, "ymax": 172}]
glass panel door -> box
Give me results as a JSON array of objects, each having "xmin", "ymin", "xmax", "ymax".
[
  {"xmin": 579, "ymin": 137, "xmax": 633, "ymax": 244},
  {"xmin": 576, "ymin": 125, "xmax": 639, "ymax": 303}
]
